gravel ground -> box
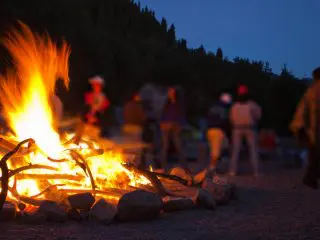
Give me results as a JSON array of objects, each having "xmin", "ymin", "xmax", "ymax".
[{"xmin": 1, "ymin": 160, "xmax": 320, "ymax": 240}]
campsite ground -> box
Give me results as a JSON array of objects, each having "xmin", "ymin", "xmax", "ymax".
[{"xmin": 1, "ymin": 159, "xmax": 320, "ymax": 240}]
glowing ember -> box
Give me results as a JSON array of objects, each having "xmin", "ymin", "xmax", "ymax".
[{"xmin": 0, "ymin": 23, "xmax": 151, "ymax": 203}]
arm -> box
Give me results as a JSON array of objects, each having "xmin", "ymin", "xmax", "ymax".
[
  {"xmin": 252, "ymin": 102, "xmax": 262, "ymax": 121},
  {"xmin": 99, "ymin": 96, "xmax": 110, "ymax": 112}
]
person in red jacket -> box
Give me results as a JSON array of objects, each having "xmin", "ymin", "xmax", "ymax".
[
  {"xmin": 83, "ymin": 75, "xmax": 110, "ymax": 125},
  {"xmin": 75, "ymin": 75, "xmax": 111, "ymax": 141}
]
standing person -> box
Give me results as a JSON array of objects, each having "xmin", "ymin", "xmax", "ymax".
[
  {"xmin": 229, "ymin": 85, "xmax": 262, "ymax": 177},
  {"xmin": 123, "ymin": 93, "xmax": 147, "ymax": 168},
  {"xmin": 206, "ymin": 93, "xmax": 232, "ymax": 178},
  {"xmin": 160, "ymin": 87, "xmax": 188, "ymax": 172},
  {"xmin": 123, "ymin": 93, "xmax": 147, "ymax": 141},
  {"xmin": 290, "ymin": 67, "xmax": 320, "ymax": 189},
  {"xmin": 76, "ymin": 75, "xmax": 110, "ymax": 141}
]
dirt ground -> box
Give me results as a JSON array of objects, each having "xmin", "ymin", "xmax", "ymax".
[{"xmin": 1, "ymin": 159, "xmax": 320, "ymax": 240}]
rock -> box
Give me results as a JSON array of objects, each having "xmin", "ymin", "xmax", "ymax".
[
  {"xmin": 202, "ymin": 179, "xmax": 232, "ymax": 205},
  {"xmin": 117, "ymin": 190, "xmax": 162, "ymax": 222},
  {"xmin": 196, "ymin": 189, "xmax": 216, "ymax": 209},
  {"xmin": 79, "ymin": 209, "xmax": 90, "ymax": 220},
  {"xmin": 91, "ymin": 199, "xmax": 117, "ymax": 225},
  {"xmin": 20, "ymin": 212, "xmax": 46, "ymax": 225},
  {"xmin": 38, "ymin": 200, "xmax": 67, "ymax": 222},
  {"xmin": 0, "ymin": 201, "xmax": 16, "ymax": 221},
  {"xmin": 169, "ymin": 167, "xmax": 192, "ymax": 182},
  {"xmin": 67, "ymin": 192, "xmax": 95, "ymax": 210},
  {"xmin": 67, "ymin": 208, "xmax": 82, "ymax": 221},
  {"xmin": 163, "ymin": 197, "xmax": 195, "ymax": 212}
]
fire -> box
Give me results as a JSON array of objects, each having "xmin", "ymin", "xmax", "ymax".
[{"xmin": 0, "ymin": 23, "xmax": 150, "ymax": 203}]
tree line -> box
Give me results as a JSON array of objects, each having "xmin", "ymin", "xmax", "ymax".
[{"xmin": 0, "ymin": 0, "xmax": 309, "ymax": 135}]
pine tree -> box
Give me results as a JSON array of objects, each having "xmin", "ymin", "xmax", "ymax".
[{"xmin": 216, "ymin": 47, "xmax": 223, "ymax": 59}]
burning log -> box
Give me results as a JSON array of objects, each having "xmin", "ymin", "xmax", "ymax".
[
  {"xmin": 15, "ymin": 174, "xmax": 85, "ymax": 181},
  {"xmin": 154, "ymin": 172, "xmax": 189, "ymax": 186},
  {"xmin": 59, "ymin": 189, "xmax": 126, "ymax": 199},
  {"xmin": 30, "ymin": 184, "xmax": 66, "ymax": 198},
  {"xmin": 7, "ymin": 164, "xmax": 57, "ymax": 179},
  {"xmin": 9, "ymin": 186, "xmax": 44, "ymax": 206},
  {"xmin": 68, "ymin": 150, "xmax": 96, "ymax": 194},
  {"xmin": 123, "ymin": 163, "xmax": 173, "ymax": 197},
  {"xmin": 0, "ymin": 139, "xmax": 35, "ymax": 214}
]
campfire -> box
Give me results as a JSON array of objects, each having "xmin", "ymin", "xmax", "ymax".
[{"xmin": 0, "ymin": 23, "xmax": 235, "ymax": 224}]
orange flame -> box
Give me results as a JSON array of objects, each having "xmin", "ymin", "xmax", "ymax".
[{"xmin": 0, "ymin": 23, "xmax": 150, "ymax": 200}]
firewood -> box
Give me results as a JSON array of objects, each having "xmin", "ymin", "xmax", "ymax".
[
  {"xmin": 59, "ymin": 188, "xmax": 127, "ymax": 199},
  {"xmin": 0, "ymin": 139, "xmax": 34, "ymax": 215},
  {"xmin": 6, "ymin": 164, "xmax": 57, "ymax": 179},
  {"xmin": 123, "ymin": 163, "xmax": 175, "ymax": 197},
  {"xmin": 15, "ymin": 173, "xmax": 85, "ymax": 181},
  {"xmin": 31, "ymin": 182, "xmax": 66, "ymax": 199},
  {"xmin": 68, "ymin": 150, "xmax": 96, "ymax": 194}
]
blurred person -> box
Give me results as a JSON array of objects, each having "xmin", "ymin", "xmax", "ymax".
[
  {"xmin": 160, "ymin": 87, "xmax": 188, "ymax": 172},
  {"xmin": 123, "ymin": 92, "xmax": 147, "ymax": 168},
  {"xmin": 229, "ymin": 85, "xmax": 262, "ymax": 177},
  {"xmin": 123, "ymin": 93, "xmax": 147, "ymax": 141},
  {"xmin": 50, "ymin": 94, "xmax": 63, "ymax": 131},
  {"xmin": 291, "ymin": 67, "xmax": 320, "ymax": 189},
  {"xmin": 258, "ymin": 129, "xmax": 278, "ymax": 160},
  {"xmin": 83, "ymin": 75, "xmax": 110, "ymax": 125},
  {"xmin": 76, "ymin": 75, "xmax": 110, "ymax": 141},
  {"xmin": 206, "ymin": 93, "xmax": 232, "ymax": 178}
]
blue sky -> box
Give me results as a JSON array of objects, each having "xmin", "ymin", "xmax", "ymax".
[{"xmin": 137, "ymin": 0, "xmax": 320, "ymax": 77}]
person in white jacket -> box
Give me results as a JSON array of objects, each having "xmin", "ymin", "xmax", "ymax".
[{"xmin": 229, "ymin": 85, "xmax": 262, "ymax": 177}]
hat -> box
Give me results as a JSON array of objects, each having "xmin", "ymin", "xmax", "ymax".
[
  {"xmin": 89, "ymin": 75, "xmax": 104, "ymax": 85},
  {"xmin": 237, "ymin": 85, "xmax": 248, "ymax": 95},
  {"xmin": 220, "ymin": 93, "xmax": 232, "ymax": 104}
]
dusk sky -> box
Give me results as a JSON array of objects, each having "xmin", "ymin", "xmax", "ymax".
[{"xmin": 138, "ymin": 0, "xmax": 320, "ymax": 78}]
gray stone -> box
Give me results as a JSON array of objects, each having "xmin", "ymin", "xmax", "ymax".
[
  {"xmin": 196, "ymin": 189, "xmax": 216, "ymax": 210},
  {"xmin": 38, "ymin": 200, "xmax": 67, "ymax": 222},
  {"xmin": 91, "ymin": 199, "xmax": 117, "ymax": 225},
  {"xmin": 117, "ymin": 190, "xmax": 162, "ymax": 222},
  {"xmin": 0, "ymin": 201, "xmax": 16, "ymax": 221},
  {"xmin": 163, "ymin": 197, "xmax": 195, "ymax": 212},
  {"xmin": 79, "ymin": 209, "xmax": 90, "ymax": 220},
  {"xmin": 67, "ymin": 208, "xmax": 82, "ymax": 221},
  {"xmin": 202, "ymin": 179, "xmax": 232, "ymax": 205},
  {"xmin": 20, "ymin": 212, "xmax": 46, "ymax": 225},
  {"xmin": 67, "ymin": 192, "xmax": 95, "ymax": 210}
]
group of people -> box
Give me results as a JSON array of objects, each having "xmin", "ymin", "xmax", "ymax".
[
  {"xmin": 77, "ymin": 75, "xmax": 264, "ymax": 179},
  {"xmin": 206, "ymin": 85, "xmax": 262, "ymax": 179}
]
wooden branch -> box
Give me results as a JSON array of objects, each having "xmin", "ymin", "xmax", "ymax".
[
  {"xmin": 30, "ymin": 184, "xmax": 65, "ymax": 198},
  {"xmin": 6, "ymin": 164, "xmax": 57, "ymax": 179},
  {"xmin": 9, "ymin": 187, "xmax": 44, "ymax": 206},
  {"xmin": 68, "ymin": 149, "xmax": 96, "ymax": 194},
  {"xmin": 123, "ymin": 163, "xmax": 174, "ymax": 197},
  {"xmin": 59, "ymin": 188, "xmax": 127, "ymax": 198},
  {"xmin": 153, "ymin": 172, "xmax": 189, "ymax": 186},
  {"xmin": 0, "ymin": 139, "xmax": 34, "ymax": 215},
  {"xmin": 15, "ymin": 174, "xmax": 85, "ymax": 181}
]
